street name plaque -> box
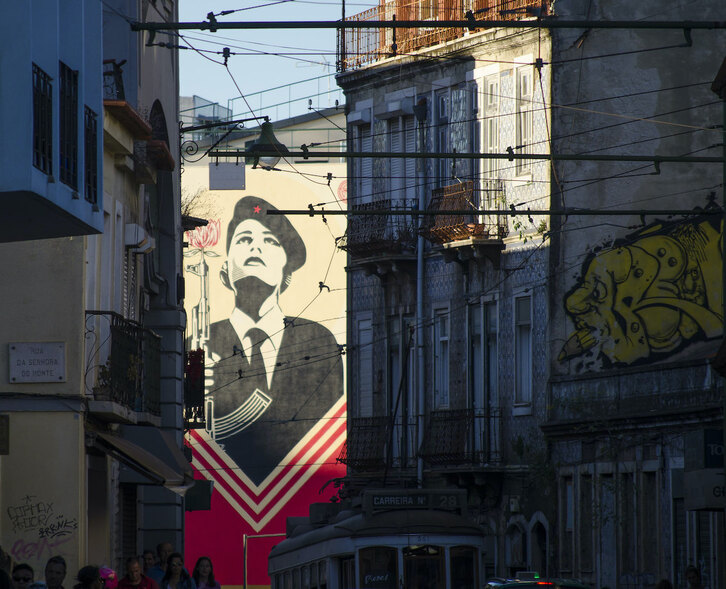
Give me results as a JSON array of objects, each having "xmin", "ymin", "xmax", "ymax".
[{"xmin": 9, "ymin": 342, "xmax": 66, "ymax": 383}]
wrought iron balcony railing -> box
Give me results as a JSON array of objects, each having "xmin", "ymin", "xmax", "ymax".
[
  {"xmin": 339, "ymin": 198, "xmax": 418, "ymax": 257},
  {"xmin": 338, "ymin": 416, "xmax": 389, "ymax": 471},
  {"xmin": 337, "ymin": 0, "xmax": 549, "ymax": 72},
  {"xmin": 419, "ymin": 408, "xmax": 502, "ymax": 466},
  {"xmin": 339, "ymin": 409, "xmax": 501, "ymax": 470},
  {"xmin": 85, "ymin": 311, "xmax": 161, "ymax": 416},
  {"xmin": 420, "ymin": 180, "xmax": 508, "ymax": 244},
  {"xmin": 548, "ymin": 362, "xmax": 722, "ymax": 424}
]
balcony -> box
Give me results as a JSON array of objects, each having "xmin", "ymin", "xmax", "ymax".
[
  {"xmin": 421, "ymin": 180, "xmax": 507, "ymax": 265},
  {"xmin": 544, "ymin": 361, "xmax": 723, "ymax": 437},
  {"xmin": 338, "ymin": 416, "xmax": 388, "ymax": 471},
  {"xmin": 338, "ymin": 0, "xmax": 549, "ymax": 71},
  {"xmin": 420, "ymin": 408, "xmax": 501, "ymax": 467},
  {"xmin": 339, "ymin": 410, "xmax": 501, "ymax": 472},
  {"xmin": 338, "ymin": 415, "xmax": 419, "ymax": 471},
  {"xmin": 85, "ymin": 311, "xmax": 161, "ymax": 424},
  {"xmin": 339, "ymin": 198, "xmax": 418, "ymax": 270}
]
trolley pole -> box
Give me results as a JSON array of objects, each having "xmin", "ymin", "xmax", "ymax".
[{"xmin": 243, "ymin": 532, "xmax": 286, "ymax": 589}]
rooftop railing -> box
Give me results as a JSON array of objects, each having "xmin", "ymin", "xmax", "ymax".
[{"xmin": 337, "ymin": 0, "xmax": 548, "ymax": 72}]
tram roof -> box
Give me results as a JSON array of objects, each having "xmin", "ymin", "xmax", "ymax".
[{"xmin": 269, "ymin": 508, "xmax": 485, "ymax": 559}]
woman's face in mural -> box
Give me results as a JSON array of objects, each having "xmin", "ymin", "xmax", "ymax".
[{"xmin": 228, "ymin": 219, "xmax": 288, "ymax": 289}]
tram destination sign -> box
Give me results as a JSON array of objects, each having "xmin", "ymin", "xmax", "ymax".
[{"xmin": 364, "ymin": 489, "xmax": 466, "ymax": 515}]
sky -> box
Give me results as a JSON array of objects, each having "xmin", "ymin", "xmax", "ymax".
[{"xmin": 178, "ymin": 0, "xmax": 373, "ymax": 120}]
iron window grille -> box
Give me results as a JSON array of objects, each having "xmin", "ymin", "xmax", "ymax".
[
  {"xmin": 59, "ymin": 62, "xmax": 79, "ymax": 189},
  {"xmin": 32, "ymin": 63, "xmax": 53, "ymax": 175},
  {"xmin": 84, "ymin": 107, "xmax": 98, "ymax": 205}
]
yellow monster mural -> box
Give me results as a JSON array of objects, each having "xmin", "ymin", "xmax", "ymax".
[{"xmin": 560, "ymin": 213, "xmax": 723, "ymax": 368}]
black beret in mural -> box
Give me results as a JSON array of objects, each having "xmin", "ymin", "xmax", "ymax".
[{"xmin": 226, "ymin": 196, "xmax": 306, "ymax": 274}]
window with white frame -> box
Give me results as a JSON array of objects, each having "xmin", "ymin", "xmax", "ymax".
[
  {"xmin": 514, "ymin": 295, "xmax": 532, "ymax": 405},
  {"xmin": 357, "ymin": 316, "xmax": 373, "ymax": 417},
  {"xmin": 483, "ymin": 76, "xmax": 499, "ymax": 182},
  {"xmin": 516, "ymin": 66, "xmax": 533, "ymax": 174},
  {"xmin": 469, "ymin": 299, "xmax": 498, "ymax": 457},
  {"xmin": 433, "ymin": 308, "xmax": 450, "ymax": 408},
  {"xmin": 469, "ymin": 82, "xmax": 480, "ymax": 195}
]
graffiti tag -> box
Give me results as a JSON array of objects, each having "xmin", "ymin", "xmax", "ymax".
[
  {"xmin": 10, "ymin": 535, "xmax": 71, "ymax": 562},
  {"xmin": 38, "ymin": 515, "xmax": 78, "ymax": 539},
  {"xmin": 6, "ymin": 499, "xmax": 54, "ymax": 533}
]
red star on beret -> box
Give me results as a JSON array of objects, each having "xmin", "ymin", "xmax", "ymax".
[{"xmin": 253, "ymin": 205, "xmax": 261, "ymax": 214}]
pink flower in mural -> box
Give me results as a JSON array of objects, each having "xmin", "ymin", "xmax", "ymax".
[
  {"xmin": 337, "ymin": 180, "xmax": 347, "ymax": 203},
  {"xmin": 186, "ymin": 219, "xmax": 220, "ymax": 250}
]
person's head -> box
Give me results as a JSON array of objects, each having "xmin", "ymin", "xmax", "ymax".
[
  {"xmin": 11, "ymin": 565, "xmax": 33, "ymax": 589},
  {"xmin": 98, "ymin": 569, "xmax": 116, "ymax": 589},
  {"xmin": 75, "ymin": 566, "xmax": 101, "ymax": 589},
  {"xmin": 45, "ymin": 557, "xmax": 66, "ymax": 589},
  {"xmin": 192, "ymin": 558, "xmax": 214, "ymax": 585},
  {"xmin": 156, "ymin": 543, "xmax": 173, "ymax": 567},
  {"xmin": 686, "ymin": 566, "xmax": 701, "ymax": 588},
  {"xmin": 221, "ymin": 197, "xmax": 306, "ymax": 295},
  {"xmin": 164, "ymin": 554, "xmax": 185, "ymax": 581},
  {"xmin": 141, "ymin": 551, "xmax": 155, "ymax": 573},
  {"xmin": 125, "ymin": 558, "xmax": 143, "ymax": 585}
]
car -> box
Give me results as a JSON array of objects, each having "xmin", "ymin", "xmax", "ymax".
[{"xmin": 485, "ymin": 573, "xmax": 590, "ymax": 589}]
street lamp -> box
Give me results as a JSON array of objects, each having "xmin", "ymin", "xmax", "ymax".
[{"xmin": 249, "ymin": 121, "xmax": 289, "ymax": 170}]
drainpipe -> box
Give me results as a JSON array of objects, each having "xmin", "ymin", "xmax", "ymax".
[{"xmin": 414, "ymin": 97, "xmax": 428, "ymax": 487}]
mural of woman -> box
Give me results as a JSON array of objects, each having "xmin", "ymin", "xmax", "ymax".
[{"xmin": 204, "ymin": 196, "xmax": 344, "ymax": 485}]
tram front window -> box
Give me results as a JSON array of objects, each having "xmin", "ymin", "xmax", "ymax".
[
  {"xmin": 450, "ymin": 546, "xmax": 477, "ymax": 589},
  {"xmin": 359, "ymin": 547, "xmax": 397, "ymax": 589},
  {"xmin": 403, "ymin": 545, "xmax": 444, "ymax": 589}
]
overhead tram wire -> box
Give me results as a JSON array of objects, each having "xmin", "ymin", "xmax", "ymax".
[{"xmin": 131, "ymin": 18, "xmax": 726, "ymax": 33}]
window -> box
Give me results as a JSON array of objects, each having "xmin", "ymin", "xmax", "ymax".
[
  {"xmin": 470, "ymin": 299, "xmax": 498, "ymax": 456},
  {"xmin": 580, "ymin": 474, "xmax": 594, "ymax": 571},
  {"xmin": 84, "ymin": 107, "xmax": 98, "ymax": 205},
  {"xmin": 514, "ymin": 295, "xmax": 532, "ymax": 405},
  {"xmin": 450, "ymin": 546, "xmax": 478, "ymax": 589},
  {"xmin": 483, "ymin": 76, "xmax": 499, "ymax": 181},
  {"xmin": 359, "ymin": 546, "xmax": 397, "ymax": 589},
  {"xmin": 469, "ymin": 83, "xmax": 480, "ymax": 192},
  {"xmin": 32, "ymin": 63, "xmax": 53, "ymax": 174},
  {"xmin": 357, "ymin": 317, "xmax": 373, "ymax": 417},
  {"xmin": 561, "ymin": 477, "xmax": 573, "ymax": 570},
  {"xmin": 356, "ymin": 123, "xmax": 372, "ymax": 203},
  {"xmin": 620, "ymin": 472, "xmax": 636, "ymax": 573},
  {"xmin": 435, "ymin": 89, "xmax": 449, "ymax": 187},
  {"xmin": 433, "ymin": 309, "xmax": 449, "ymax": 408},
  {"xmin": 641, "ymin": 471, "xmax": 657, "ymax": 572},
  {"xmin": 388, "ymin": 315, "xmax": 415, "ymax": 465},
  {"xmin": 516, "ymin": 67, "xmax": 533, "ymax": 174},
  {"xmin": 403, "ymin": 115, "xmax": 416, "ymax": 201},
  {"xmin": 59, "ymin": 62, "xmax": 78, "ymax": 189}
]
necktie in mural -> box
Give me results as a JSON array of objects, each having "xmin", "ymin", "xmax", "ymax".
[{"xmin": 213, "ymin": 328, "xmax": 272, "ymax": 440}]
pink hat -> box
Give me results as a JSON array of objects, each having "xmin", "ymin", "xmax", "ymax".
[{"xmin": 99, "ymin": 568, "xmax": 118, "ymax": 589}]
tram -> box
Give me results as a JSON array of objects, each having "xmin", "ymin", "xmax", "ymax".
[{"xmin": 268, "ymin": 489, "xmax": 486, "ymax": 589}]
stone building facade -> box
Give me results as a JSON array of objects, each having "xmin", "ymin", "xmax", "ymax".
[{"xmin": 336, "ymin": 0, "xmax": 725, "ymax": 583}]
